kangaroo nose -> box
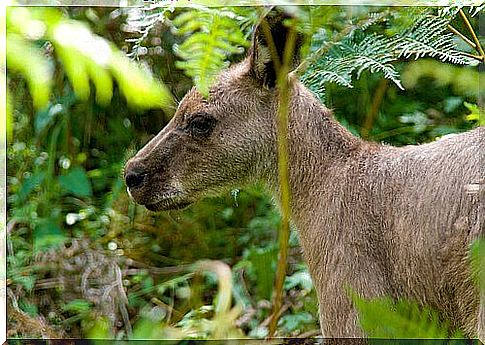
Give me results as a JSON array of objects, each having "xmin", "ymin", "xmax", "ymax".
[{"xmin": 125, "ymin": 168, "xmax": 146, "ymax": 189}]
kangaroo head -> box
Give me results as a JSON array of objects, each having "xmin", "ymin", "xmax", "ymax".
[{"xmin": 124, "ymin": 10, "xmax": 302, "ymax": 211}]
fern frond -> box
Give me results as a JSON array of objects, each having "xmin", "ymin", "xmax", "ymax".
[
  {"xmin": 360, "ymin": 11, "xmax": 391, "ymax": 31},
  {"xmin": 302, "ymin": 32, "xmax": 403, "ymax": 98},
  {"xmin": 301, "ymin": 8, "xmax": 476, "ymax": 101},
  {"xmin": 469, "ymin": 4, "xmax": 484, "ymax": 17},
  {"xmin": 394, "ymin": 15, "xmax": 472, "ymax": 65},
  {"xmin": 171, "ymin": 8, "xmax": 249, "ymax": 96}
]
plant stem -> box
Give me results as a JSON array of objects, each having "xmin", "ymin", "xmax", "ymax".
[
  {"xmin": 458, "ymin": 9, "xmax": 485, "ymax": 62},
  {"xmin": 260, "ymin": 17, "xmax": 298, "ymax": 337},
  {"xmin": 362, "ymin": 78, "xmax": 389, "ymax": 140},
  {"xmin": 447, "ymin": 24, "xmax": 476, "ymax": 49},
  {"xmin": 461, "ymin": 52, "xmax": 484, "ymax": 62}
]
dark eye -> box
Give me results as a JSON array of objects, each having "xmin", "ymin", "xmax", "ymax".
[{"xmin": 187, "ymin": 115, "xmax": 216, "ymax": 137}]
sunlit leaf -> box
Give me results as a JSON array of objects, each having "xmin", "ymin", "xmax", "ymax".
[
  {"xmin": 86, "ymin": 60, "xmax": 113, "ymax": 107},
  {"xmin": 110, "ymin": 50, "xmax": 172, "ymax": 110},
  {"xmin": 6, "ymin": 34, "xmax": 52, "ymax": 110},
  {"xmin": 464, "ymin": 102, "xmax": 484, "ymax": 126},
  {"xmin": 55, "ymin": 44, "xmax": 90, "ymax": 102},
  {"xmin": 6, "ymin": 7, "xmax": 172, "ymax": 111}
]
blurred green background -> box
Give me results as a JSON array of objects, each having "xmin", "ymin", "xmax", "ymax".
[{"xmin": 5, "ymin": 5, "xmax": 483, "ymax": 340}]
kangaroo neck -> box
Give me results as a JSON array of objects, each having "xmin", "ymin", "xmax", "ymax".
[{"xmin": 262, "ymin": 83, "xmax": 369, "ymax": 222}]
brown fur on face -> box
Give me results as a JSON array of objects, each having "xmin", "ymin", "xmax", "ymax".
[{"xmin": 125, "ymin": 9, "xmax": 484, "ymax": 339}]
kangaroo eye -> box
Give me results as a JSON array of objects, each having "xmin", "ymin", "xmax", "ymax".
[{"xmin": 187, "ymin": 115, "xmax": 216, "ymax": 137}]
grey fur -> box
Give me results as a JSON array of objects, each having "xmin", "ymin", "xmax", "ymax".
[{"xmin": 125, "ymin": 15, "xmax": 484, "ymax": 339}]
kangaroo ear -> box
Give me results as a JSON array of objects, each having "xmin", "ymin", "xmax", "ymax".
[{"xmin": 249, "ymin": 8, "xmax": 303, "ymax": 88}]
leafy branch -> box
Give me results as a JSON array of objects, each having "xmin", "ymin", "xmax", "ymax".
[{"xmin": 298, "ymin": 7, "xmax": 480, "ymax": 101}]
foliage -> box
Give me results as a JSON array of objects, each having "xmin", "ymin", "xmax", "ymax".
[
  {"xmin": 4, "ymin": 6, "xmax": 172, "ymax": 140},
  {"xmin": 300, "ymin": 7, "xmax": 479, "ymax": 101},
  {"xmin": 350, "ymin": 292, "xmax": 462, "ymax": 339},
  {"xmin": 470, "ymin": 238, "xmax": 485, "ymax": 292},
  {"xmin": 170, "ymin": 7, "xmax": 252, "ymax": 96},
  {"xmin": 6, "ymin": 4, "xmax": 483, "ymax": 341}
]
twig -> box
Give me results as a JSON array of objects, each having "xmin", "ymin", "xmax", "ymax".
[
  {"xmin": 460, "ymin": 52, "xmax": 484, "ymax": 62},
  {"xmin": 7, "ymin": 288, "xmax": 63, "ymax": 338},
  {"xmin": 447, "ymin": 24, "xmax": 476, "ymax": 49},
  {"xmin": 261, "ymin": 302, "xmax": 291, "ymax": 328},
  {"xmin": 122, "ymin": 263, "xmax": 192, "ymax": 276},
  {"xmin": 7, "ymin": 219, "xmax": 17, "ymax": 235},
  {"xmin": 362, "ymin": 78, "xmax": 389, "ymax": 140},
  {"xmin": 35, "ymin": 277, "xmax": 65, "ymax": 290},
  {"xmin": 151, "ymin": 297, "xmax": 184, "ymax": 320},
  {"xmin": 458, "ymin": 9, "xmax": 485, "ymax": 62},
  {"xmin": 114, "ymin": 264, "xmax": 132, "ymax": 338}
]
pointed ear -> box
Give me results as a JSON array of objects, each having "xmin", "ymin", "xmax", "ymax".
[{"xmin": 249, "ymin": 8, "xmax": 303, "ymax": 88}]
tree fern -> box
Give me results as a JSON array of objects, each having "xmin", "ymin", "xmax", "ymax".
[
  {"xmin": 395, "ymin": 15, "xmax": 471, "ymax": 64},
  {"xmin": 171, "ymin": 8, "xmax": 250, "ymax": 97},
  {"xmin": 301, "ymin": 7, "xmax": 477, "ymax": 101}
]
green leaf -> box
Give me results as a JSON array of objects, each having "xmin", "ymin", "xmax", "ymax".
[
  {"xmin": 59, "ymin": 166, "xmax": 92, "ymax": 198},
  {"xmin": 284, "ymin": 270, "xmax": 313, "ymax": 291},
  {"xmin": 34, "ymin": 103, "xmax": 65, "ymax": 136},
  {"xmin": 62, "ymin": 299, "xmax": 92, "ymax": 314},
  {"xmin": 278, "ymin": 312, "xmax": 313, "ymax": 332},
  {"xmin": 33, "ymin": 219, "xmax": 66, "ymax": 253},
  {"xmin": 19, "ymin": 301, "xmax": 39, "ymax": 317},
  {"xmin": 302, "ymin": 8, "xmax": 476, "ymax": 101},
  {"xmin": 350, "ymin": 291, "xmax": 461, "ymax": 338},
  {"xmin": 464, "ymin": 102, "xmax": 484, "ymax": 126},
  {"xmin": 14, "ymin": 275, "xmax": 36, "ymax": 292},
  {"xmin": 395, "ymin": 14, "xmax": 473, "ymax": 65},
  {"xmin": 246, "ymin": 246, "xmax": 277, "ymax": 300},
  {"xmin": 7, "ymin": 7, "xmax": 172, "ymax": 112},
  {"xmin": 469, "ymin": 238, "xmax": 485, "ymax": 292},
  {"xmin": 110, "ymin": 50, "xmax": 172, "ymax": 110},
  {"xmin": 6, "ymin": 34, "xmax": 52, "ymax": 110},
  {"xmin": 84, "ymin": 315, "xmax": 112, "ymax": 339},
  {"xmin": 303, "ymin": 32, "xmax": 403, "ymax": 93}
]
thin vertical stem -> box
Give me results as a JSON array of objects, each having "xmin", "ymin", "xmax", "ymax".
[
  {"xmin": 362, "ymin": 78, "xmax": 388, "ymax": 140},
  {"xmin": 267, "ymin": 23, "xmax": 297, "ymax": 338}
]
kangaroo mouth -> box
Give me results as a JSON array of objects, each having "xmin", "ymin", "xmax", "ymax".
[
  {"xmin": 142, "ymin": 190, "xmax": 193, "ymax": 211},
  {"xmin": 145, "ymin": 199, "xmax": 193, "ymax": 211}
]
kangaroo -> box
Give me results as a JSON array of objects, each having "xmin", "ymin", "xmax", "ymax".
[{"xmin": 124, "ymin": 10, "xmax": 484, "ymax": 339}]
